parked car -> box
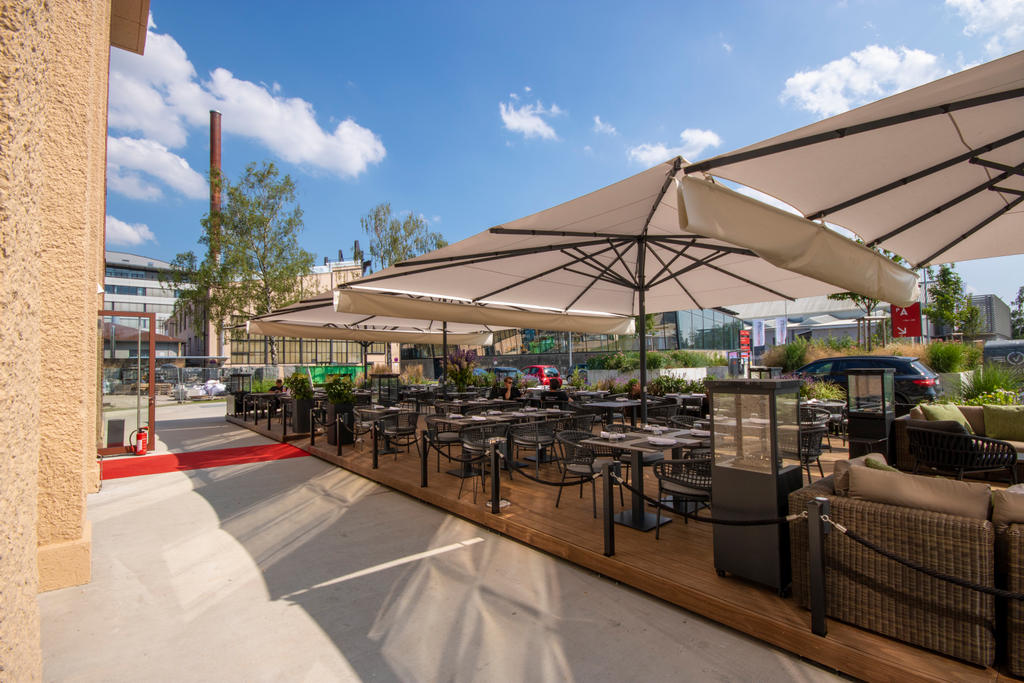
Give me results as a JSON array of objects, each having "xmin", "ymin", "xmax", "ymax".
[
  {"xmin": 794, "ymin": 355, "xmax": 940, "ymax": 414},
  {"xmin": 473, "ymin": 366, "xmax": 522, "ymax": 382},
  {"xmin": 522, "ymin": 364, "xmax": 560, "ymax": 386}
]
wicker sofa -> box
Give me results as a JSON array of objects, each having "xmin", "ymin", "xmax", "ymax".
[
  {"xmin": 789, "ymin": 462, "xmax": 998, "ymax": 667},
  {"xmin": 892, "ymin": 405, "xmax": 1024, "ymax": 472}
]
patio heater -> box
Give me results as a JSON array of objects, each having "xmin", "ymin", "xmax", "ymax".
[
  {"xmin": 845, "ymin": 366, "xmax": 896, "ymax": 460},
  {"xmin": 370, "ymin": 372, "xmax": 400, "ymax": 407},
  {"xmin": 227, "ymin": 372, "xmax": 252, "ymax": 415},
  {"xmin": 708, "ymin": 378, "xmax": 803, "ymax": 596}
]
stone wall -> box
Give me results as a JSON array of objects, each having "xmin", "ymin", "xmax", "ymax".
[
  {"xmin": 1, "ymin": 0, "xmax": 114, "ymax": 677},
  {"xmin": 0, "ymin": 2, "xmax": 47, "ymax": 677}
]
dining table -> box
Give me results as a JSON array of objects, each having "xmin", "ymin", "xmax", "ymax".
[
  {"xmin": 581, "ymin": 428, "xmax": 710, "ymax": 531},
  {"xmin": 587, "ymin": 399, "xmax": 643, "ymax": 426}
]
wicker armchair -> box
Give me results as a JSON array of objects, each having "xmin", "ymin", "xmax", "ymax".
[
  {"xmin": 423, "ymin": 416, "xmax": 463, "ymax": 472},
  {"xmin": 1003, "ymin": 524, "xmax": 1024, "ymax": 676},
  {"xmin": 554, "ymin": 430, "xmax": 621, "ymax": 517},
  {"xmin": 652, "ymin": 451, "xmax": 712, "ymax": 539},
  {"xmin": 908, "ymin": 424, "xmax": 1018, "ymax": 483},
  {"xmin": 378, "ymin": 412, "xmax": 419, "ymax": 459},
  {"xmin": 789, "ymin": 476, "xmax": 996, "ymax": 666},
  {"xmin": 555, "ymin": 413, "xmax": 596, "ymax": 433},
  {"xmin": 667, "ymin": 414, "xmax": 698, "ymax": 429},
  {"xmin": 457, "ymin": 422, "xmax": 510, "ymax": 502}
]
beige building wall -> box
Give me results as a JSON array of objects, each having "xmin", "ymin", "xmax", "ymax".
[{"xmin": 1, "ymin": 0, "xmax": 147, "ymax": 678}]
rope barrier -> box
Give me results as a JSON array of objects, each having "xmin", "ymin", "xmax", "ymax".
[
  {"xmin": 820, "ymin": 515, "xmax": 1024, "ymax": 601},
  {"xmin": 609, "ymin": 472, "xmax": 803, "ymax": 526},
  {"xmin": 508, "ymin": 461, "xmax": 600, "ymax": 488}
]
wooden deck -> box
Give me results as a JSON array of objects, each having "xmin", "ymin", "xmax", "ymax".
[{"xmin": 230, "ymin": 413, "xmax": 1013, "ymax": 681}]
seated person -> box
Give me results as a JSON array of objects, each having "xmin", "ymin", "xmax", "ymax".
[
  {"xmin": 268, "ymin": 379, "xmax": 285, "ymax": 393},
  {"xmin": 267, "ymin": 378, "xmax": 285, "ymax": 414},
  {"xmin": 542, "ymin": 377, "xmax": 572, "ymax": 404},
  {"xmin": 491, "ymin": 376, "xmax": 522, "ymax": 400}
]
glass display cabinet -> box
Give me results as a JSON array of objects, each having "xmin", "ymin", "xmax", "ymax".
[
  {"xmin": 845, "ymin": 366, "xmax": 896, "ymax": 459},
  {"xmin": 708, "ymin": 379, "xmax": 804, "ymax": 596},
  {"xmin": 370, "ymin": 373, "xmax": 400, "ymax": 407}
]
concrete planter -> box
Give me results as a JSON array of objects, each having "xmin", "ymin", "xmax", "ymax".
[{"xmin": 937, "ymin": 370, "xmax": 975, "ymax": 399}]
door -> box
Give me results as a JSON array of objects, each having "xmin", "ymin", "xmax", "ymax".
[{"xmin": 98, "ymin": 311, "xmax": 156, "ymax": 455}]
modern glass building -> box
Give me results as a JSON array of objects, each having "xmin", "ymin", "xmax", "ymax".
[{"xmin": 103, "ymin": 251, "xmax": 182, "ymax": 334}]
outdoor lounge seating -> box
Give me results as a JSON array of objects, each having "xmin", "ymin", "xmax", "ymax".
[
  {"xmin": 789, "ymin": 458, "xmax": 997, "ymax": 666},
  {"xmin": 891, "ymin": 404, "xmax": 1024, "ymax": 472},
  {"xmin": 907, "ymin": 421, "xmax": 1018, "ymax": 483}
]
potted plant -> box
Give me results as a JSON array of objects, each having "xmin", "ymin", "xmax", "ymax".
[
  {"xmin": 446, "ymin": 348, "xmax": 477, "ymax": 392},
  {"xmin": 284, "ymin": 371, "xmax": 314, "ymax": 434},
  {"xmin": 324, "ymin": 375, "xmax": 355, "ymax": 445}
]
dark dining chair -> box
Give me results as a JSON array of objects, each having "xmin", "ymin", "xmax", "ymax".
[
  {"xmin": 378, "ymin": 411, "xmax": 419, "ymax": 460},
  {"xmin": 423, "ymin": 416, "xmax": 463, "ymax": 472},
  {"xmin": 554, "ymin": 430, "xmax": 623, "ymax": 517},
  {"xmin": 508, "ymin": 420, "xmax": 558, "ymax": 473},
  {"xmin": 652, "ymin": 450, "xmax": 713, "ymax": 539},
  {"xmin": 457, "ymin": 422, "xmax": 510, "ymax": 503}
]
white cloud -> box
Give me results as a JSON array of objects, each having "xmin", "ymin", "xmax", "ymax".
[
  {"xmin": 722, "ymin": 42, "xmax": 733, "ymax": 53},
  {"xmin": 499, "ymin": 100, "xmax": 562, "ymax": 140},
  {"xmin": 107, "ymin": 136, "xmax": 207, "ymax": 200},
  {"xmin": 592, "ymin": 115, "xmax": 617, "ymax": 135},
  {"xmin": 627, "ymin": 128, "xmax": 723, "ymax": 165},
  {"xmin": 947, "ymin": 0, "xmax": 1024, "ymax": 56},
  {"xmin": 107, "ymin": 20, "xmax": 385, "ymax": 181},
  {"xmin": 106, "ymin": 215, "xmax": 157, "ymax": 246},
  {"xmin": 780, "ymin": 45, "xmax": 947, "ymax": 117}
]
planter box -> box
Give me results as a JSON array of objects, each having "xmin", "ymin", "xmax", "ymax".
[
  {"xmin": 587, "ymin": 367, "xmax": 715, "ymax": 386},
  {"xmin": 937, "ymin": 370, "xmax": 975, "ymax": 399}
]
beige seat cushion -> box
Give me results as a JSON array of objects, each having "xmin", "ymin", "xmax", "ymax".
[
  {"xmin": 992, "ymin": 484, "xmax": 1024, "ymax": 526},
  {"xmin": 959, "ymin": 405, "xmax": 986, "ymax": 435},
  {"xmin": 909, "ymin": 406, "xmax": 925, "ymax": 421},
  {"xmin": 832, "ymin": 455, "xmax": 871, "ymax": 496},
  {"xmin": 848, "ymin": 466, "xmax": 992, "ymax": 520}
]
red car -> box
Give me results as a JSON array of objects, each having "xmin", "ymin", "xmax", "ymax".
[{"xmin": 523, "ymin": 365, "xmax": 560, "ymax": 386}]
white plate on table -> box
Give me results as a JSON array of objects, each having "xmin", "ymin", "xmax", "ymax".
[
  {"xmin": 522, "ymin": 407, "xmax": 538, "ymax": 412},
  {"xmin": 486, "ymin": 410, "xmax": 502, "ymax": 415},
  {"xmin": 690, "ymin": 429, "xmax": 711, "ymax": 437},
  {"xmin": 614, "ymin": 397, "xmax": 629, "ymax": 402},
  {"xmin": 372, "ymin": 405, "xmax": 384, "ymax": 409},
  {"xmin": 647, "ymin": 437, "xmax": 676, "ymax": 446},
  {"xmin": 545, "ymin": 408, "xmax": 561, "ymax": 412},
  {"xmin": 470, "ymin": 415, "xmax": 487, "ymax": 421},
  {"xmin": 599, "ymin": 431, "xmax": 627, "ymax": 440},
  {"xmin": 447, "ymin": 413, "xmax": 462, "ymax": 419}
]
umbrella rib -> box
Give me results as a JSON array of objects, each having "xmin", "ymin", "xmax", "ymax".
[
  {"xmin": 805, "ymin": 129, "xmax": 1024, "ymax": 221},
  {"xmin": 563, "ymin": 242, "xmax": 625, "ymax": 310},
  {"xmin": 468, "ymin": 241, "xmax": 625, "ymax": 303},
  {"xmin": 646, "ymin": 251, "xmax": 726, "ymax": 291},
  {"xmin": 684, "ymin": 87, "xmax": 1024, "ymax": 173},
  {"xmin": 916, "ymin": 195, "xmax": 1024, "ymax": 267},
  {"xmin": 388, "ymin": 237, "xmax": 615, "ymax": 269},
  {"xmin": 679, "ymin": 251, "xmax": 796, "ymax": 301},
  {"xmin": 640, "ymin": 157, "xmax": 682, "ymax": 238},
  {"xmin": 562, "ymin": 266, "xmax": 634, "ymax": 289},
  {"xmin": 606, "ymin": 240, "xmax": 639, "ymax": 287},
  {"xmin": 867, "ymin": 160, "xmax": 1024, "ymax": 247},
  {"xmin": 644, "ymin": 243, "xmax": 689, "ymax": 288},
  {"xmin": 646, "ymin": 244, "xmax": 707, "ymax": 309},
  {"xmin": 563, "ymin": 245, "xmax": 637, "ymax": 288}
]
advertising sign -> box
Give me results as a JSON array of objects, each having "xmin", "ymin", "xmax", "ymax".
[{"xmin": 892, "ymin": 302, "xmax": 922, "ymax": 338}]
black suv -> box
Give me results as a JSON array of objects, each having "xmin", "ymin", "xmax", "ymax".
[{"xmin": 794, "ymin": 355, "xmax": 940, "ymax": 414}]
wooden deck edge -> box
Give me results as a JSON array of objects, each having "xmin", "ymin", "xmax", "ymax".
[{"xmin": 296, "ymin": 441, "xmax": 996, "ymax": 683}]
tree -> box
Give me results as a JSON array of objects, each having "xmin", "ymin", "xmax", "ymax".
[
  {"xmin": 165, "ymin": 161, "xmax": 314, "ymax": 364},
  {"xmin": 1012, "ymin": 286, "xmax": 1024, "ymax": 339},
  {"xmin": 922, "ymin": 264, "xmax": 981, "ymax": 338},
  {"xmin": 360, "ymin": 202, "xmax": 446, "ymax": 272}
]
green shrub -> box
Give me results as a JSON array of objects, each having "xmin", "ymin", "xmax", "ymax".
[
  {"xmin": 324, "ymin": 375, "xmax": 354, "ymax": 404},
  {"xmin": 962, "ymin": 364, "xmax": 1023, "ymax": 401},
  {"xmin": 924, "ymin": 341, "xmax": 980, "ymax": 373},
  {"xmin": 284, "ymin": 372, "xmax": 313, "ymax": 400},
  {"xmin": 962, "ymin": 389, "xmax": 1018, "ymax": 406},
  {"xmin": 800, "ymin": 377, "xmax": 846, "ymax": 401}
]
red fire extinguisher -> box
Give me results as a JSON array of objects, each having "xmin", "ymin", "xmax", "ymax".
[{"xmin": 130, "ymin": 427, "xmax": 148, "ymax": 455}]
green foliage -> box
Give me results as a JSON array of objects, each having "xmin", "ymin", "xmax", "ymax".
[
  {"xmin": 445, "ymin": 348, "xmax": 476, "ymax": 391},
  {"xmin": 1013, "ymin": 286, "xmax": 1024, "ymax": 339},
  {"xmin": 324, "ymin": 375, "xmax": 355, "ymax": 404},
  {"xmin": 780, "ymin": 338, "xmax": 810, "ymax": 372},
  {"xmin": 961, "ymin": 364, "xmax": 1024, "ymax": 401},
  {"xmin": 360, "ymin": 202, "xmax": 447, "ymax": 272},
  {"xmin": 961, "ymin": 390, "xmax": 1019, "ymax": 406},
  {"xmin": 799, "ymin": 377, "xmax": 847, "ymax": 401},
  {"xmin": 284, "ymin": 372, "xmax": 313, "ymax": 400},
  {"xmin": 252, "ymin": 379, "xmax": 277, "ymax": 392},
  {"xmin": 586, "ymin": 349, "xmax": 725, "ymax": 371},
  {"xmin": 923, "ymin": 264, "xmax": 981, "ymax": 337},
  {"xmin": 164, "ymin": 161, "xmax": 315, "ymax": 364},
  {"xmin": 471, "ymin": 370, "xmax": 496, "ymax": 388},
  {"xmin": 820, "ymin": 336, "xmax": 857, "ymax": 351},
  {"xmin": 568, "ymin": 368, "xmax": 586, "ymax": 389},
  {"xmin": 924, "ymin": 341, "xmax": 983, "ymax": 373}
]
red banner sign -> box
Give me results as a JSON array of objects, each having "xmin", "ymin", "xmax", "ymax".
[{"xmin": 892, "ymin": 302, "xmax": 922, "ymax": 338}]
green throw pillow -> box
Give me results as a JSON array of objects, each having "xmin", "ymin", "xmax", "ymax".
[
  {"xmin": 921, "ymin": 403, "xmax": 974, "ymax": 434},
  {"xmin": 983, "ymin": 405, "xmax": 1024, "ymax": 441},
  {"xmin": 865, "ymin": 456, "xmax": 897, "ymax": 472}
]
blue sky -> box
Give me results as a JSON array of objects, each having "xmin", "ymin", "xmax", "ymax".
[{"xmin": 105, "ymin": 0, "xmax": 1024, "ymax": 305}]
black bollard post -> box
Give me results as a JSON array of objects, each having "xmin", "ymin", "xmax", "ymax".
[
  {"xmin": 281, "ymin": 403, "xmax": 288, "ymax": 440},
  {"xmin": 490, "ymin": 440, "xmax": 501, "ymax": 515},
  {"xmin": 420, "ymin": 433, "xmax": 428, "ymax": 488},
  {"xmin": 807, "ymin": 496, "xmax": 830, "ymax": 636},
  {"xmin": 336, "ymin": 419, "xmax": 343, "ymax": 459},
  {"xmin": 602, "ymin": 462, "xmax": 615, "ymax": 557},
  {"xmin": 371, "ymin": 422, "xmax": 379, "ymax": 469},
  {"xmin": 310, "ymin": 412, "xmax": 316, "ymax": 448}
]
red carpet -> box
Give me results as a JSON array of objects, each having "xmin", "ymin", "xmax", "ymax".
[{"xmin": 102, "ymin": 444, "xmax": 308, "ymax": 480}]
